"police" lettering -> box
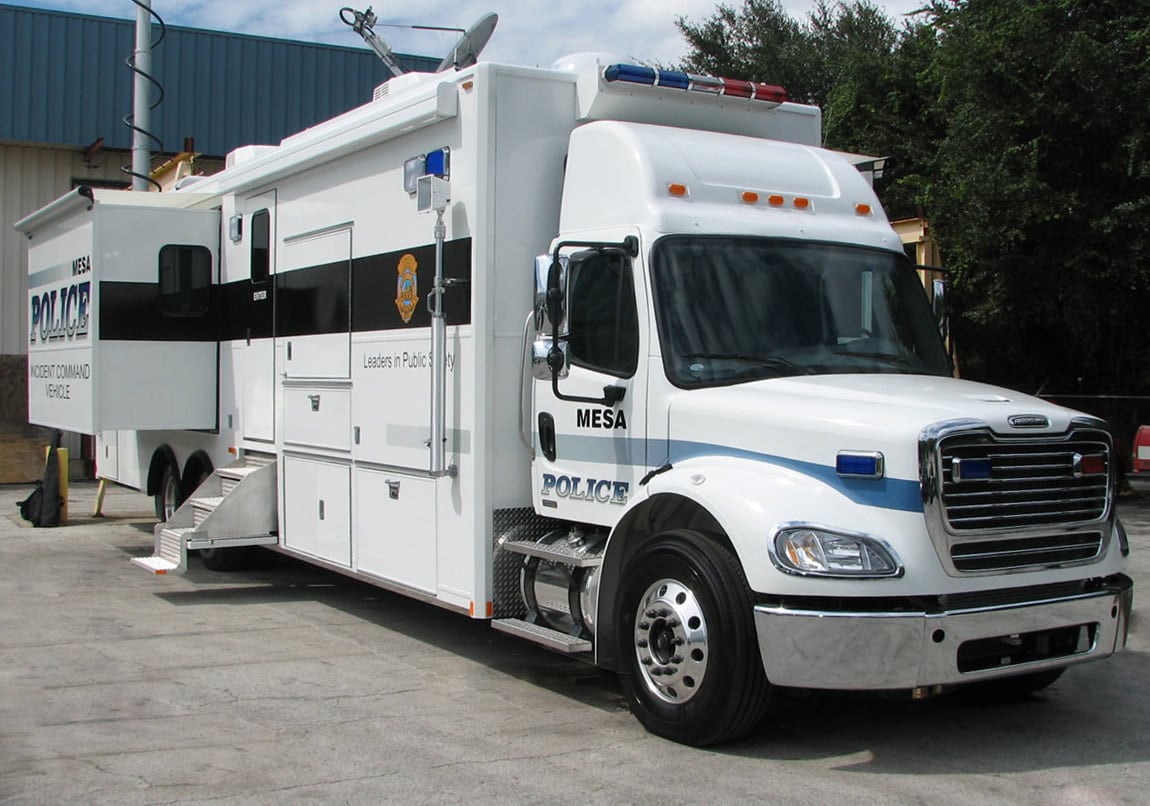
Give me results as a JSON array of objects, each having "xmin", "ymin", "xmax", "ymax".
[
  {"xmin": 541, "ymin": 473, "xmax": 629, "ymax": 504},
  {"xmin": 29, "ymin": 281, "xmax": 91, "ymax": 345}
]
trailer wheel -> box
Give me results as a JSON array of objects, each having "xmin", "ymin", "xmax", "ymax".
[
  {"xmin": 154, "ymin": 464, "xmax": 181, "ymax": 523},
  {"xmin": 617, "ymin": 530, "xmax": 770, "ymax": 746}
]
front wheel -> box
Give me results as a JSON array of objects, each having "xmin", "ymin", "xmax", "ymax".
[{"xmin": 617, "ymin": 530, "xmax": 770, "ymax": 746}]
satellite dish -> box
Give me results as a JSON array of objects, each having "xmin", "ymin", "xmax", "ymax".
[{"xmin": 436, "ymin": 12, "xmax": 498, "ymax": 72}]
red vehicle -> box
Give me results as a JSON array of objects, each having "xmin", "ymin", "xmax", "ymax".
[{"xmin": 1134, "ymin": 426, "xmax": 1150, "ymax": 473}]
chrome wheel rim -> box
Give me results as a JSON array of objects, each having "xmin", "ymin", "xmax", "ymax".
[
  {"xmin": 632, "ymin": 578, "xmax": 709, "ymax": 704},
  {"xmin": 161, "ymin": 473, "xmax": 179, "ymax": 521}
]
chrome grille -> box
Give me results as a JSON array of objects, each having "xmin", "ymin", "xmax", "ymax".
[
  {"xmin": 950, "ymin": 532, "xmax": 1103, "ymax": 572},
  {"xmin": 939, "ymin": 432, "xmax": 1110, "ymax": 531}
]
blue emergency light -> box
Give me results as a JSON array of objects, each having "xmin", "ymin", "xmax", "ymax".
[
  {"xmin": 836, "ymin": 452, "xmax": 885, "ymax": 479},
  {"xmin": 952, "ymin": 457, "xmax": 993, "ymax": 482},
  {"xmin": 603, "ymin": 63, "xmax": 787, "ymax": 105}
]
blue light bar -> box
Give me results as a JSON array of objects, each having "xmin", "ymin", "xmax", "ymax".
[
  {"xmin": 655, "ymin": 70, "xmax": 690, "ymax": 90},
  {"xmin": 602, "ymin": 63, "xmax": 789, "ymax": 107},
  {"xmin": 604, "ymin": 63, "xmax": 657, "ymax": 85},
  {"xmin": 836, "ymin": 452, "xmax": 885, "ymax": 479},
  {"xmin": 952, "ymin": 457, "xmax": 992, "ymax": 482}
]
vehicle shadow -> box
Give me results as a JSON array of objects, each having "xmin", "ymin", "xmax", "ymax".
[
  {"xmin": 149, "ymin": 549, "xmax": 1145, "ymax": 773},
  {"xmin": 720, "ymin": 648, "xmax": 1149, "ymax": 772},
  {"xmin": 154, "ymin": 551, "xmax": 628, "ymax": 715}
]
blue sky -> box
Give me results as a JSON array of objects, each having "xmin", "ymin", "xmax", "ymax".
[{"xmin": 6, "ymin": 1, "xmax": 929, "ymax": 68}]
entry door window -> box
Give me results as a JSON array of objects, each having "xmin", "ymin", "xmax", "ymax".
[{"xmin": 251, "ymin": 209, "xmax": 270, "ymax": 283}]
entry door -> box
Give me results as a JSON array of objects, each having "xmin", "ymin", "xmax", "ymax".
[
  {"xmin": 531, "ymin": 246, "xmax": 648, "ymax": 524},
  {"xmin": 241, "ymin": 190, "xmax": 276, "ymax": 442}
]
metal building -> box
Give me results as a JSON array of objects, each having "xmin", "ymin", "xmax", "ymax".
[{"xmin": 0, "ymin": 2, "xmax": 435, "ymax": 480}]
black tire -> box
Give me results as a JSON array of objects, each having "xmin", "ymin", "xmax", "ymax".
[
  {"xmin": 616, "ymin": 530, "xmax": 770, "ymax": 746},
  {"xmin": 154, "ymin": 463, "xmax": 181, "ymax": 523},
  {"xmin": 959, "ymin": 668, "xmax": 1065, "ymax": 703}
]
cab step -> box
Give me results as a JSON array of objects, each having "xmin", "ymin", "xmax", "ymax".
[
  {"xmin": 492, "ymin": 618, "xmax": 592, "ymax": 653},
  {"xmin": 499, "ymin": 538, "xmax": 604, "ymax": 568}
]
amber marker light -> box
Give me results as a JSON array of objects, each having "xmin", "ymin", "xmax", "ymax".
[
  {"xmin": 856, "ymin": 203, "xmax": 872, "ymax": 215},
  {"xmin": 462, "ymin": 80, "xmax": 474, "ymax": 91},
  {"xmin": 742, "ymin": 191, "xmax": 759, "ymax": 204},
  {"xmin": 668, "ymin": 183, "xmax": 689, "ymax": 197},
  {"xmin": 768, "ymin": 194, "xmax": 785, "ymax": 206},
  {"xmin": 793, "ymin": 197, "xmax": 810, "ymax": 209}
]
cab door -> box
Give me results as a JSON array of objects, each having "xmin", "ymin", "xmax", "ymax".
[{"xmin": 530, "ymin": 239, "xmax": 648, "ymax": 525}]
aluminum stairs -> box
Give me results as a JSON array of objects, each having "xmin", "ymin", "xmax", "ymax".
[{"xmin": 132, "ymin": 454, "xmax": 278, "ymax": 574}]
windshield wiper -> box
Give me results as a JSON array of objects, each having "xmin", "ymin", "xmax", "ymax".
[
  {"xmin": 831, "ymin": 349, "xmax": 918, "ymax": 368},
  {"xmin": 682, "ymin": 352, "xmax": 814, "ymax": 375}
]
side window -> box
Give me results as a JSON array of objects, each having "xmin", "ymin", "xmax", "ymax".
[
  {"xmin": 567, "ymin": 251, "xmax": 639, "ymax": 377},
  {"xmin": 251, "ymin": 208, "xmax": 270, "ymax": 283},
  {"xmin": 158, "ymin": 245, "xmax": 211, "ymax": 317}
]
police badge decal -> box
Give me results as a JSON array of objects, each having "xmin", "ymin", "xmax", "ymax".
[{"xmin": 395, "ymin": 254, "xmax": 419, "ymax": 323}]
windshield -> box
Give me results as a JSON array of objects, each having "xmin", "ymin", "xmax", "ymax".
[{"xmin": 651, "ymin": 236, "xmax": 952, "ymax": 388}]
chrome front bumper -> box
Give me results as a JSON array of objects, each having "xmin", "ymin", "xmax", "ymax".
[{"xmin": 753, "ymin": 576, "xmax": 1133, "ymax": 690}]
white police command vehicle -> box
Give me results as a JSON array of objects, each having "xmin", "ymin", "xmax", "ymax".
[{"xmin": 16, "ymin": 10, "xmax": 1131, "ymax": 746}]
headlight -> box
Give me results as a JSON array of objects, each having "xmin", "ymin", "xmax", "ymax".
[{"xmin": 772, "ymin": 526, "xmax": 902, "ymax": 578}]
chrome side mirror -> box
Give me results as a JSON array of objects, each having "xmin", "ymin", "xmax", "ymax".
[
  {"xmin": 532, "ymin": 254, "xmax": 568, "ymax": 380},
  {"xmin": 534, "ymin": 254, "xmax": 567, "ymax": 335}
]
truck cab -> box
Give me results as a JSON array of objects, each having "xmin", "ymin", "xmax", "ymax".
[{"xmin": 524, "ymin": 78, "xmax": 1131, "ymax": 746}]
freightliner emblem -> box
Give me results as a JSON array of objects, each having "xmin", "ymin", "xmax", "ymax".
[{"xmin": 1008, "ymin": 414, "xmax": 1050, "ymax": 428}]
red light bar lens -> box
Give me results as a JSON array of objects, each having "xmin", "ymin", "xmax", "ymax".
[
  {"xmin": 603, "ymin": 64, "xmax": 788, "ymax": 106},
  {"xmin": 721, "ymin": 78, "xmax": 754, "ymax": 98},
  {"xmin": 753, "ymin": 83, "xmax": 788, "ymax": 103}
]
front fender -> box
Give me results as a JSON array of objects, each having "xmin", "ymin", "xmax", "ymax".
[
  {"xmin": 645, "ymin": 455, "xmax": 883, "ymax": 592},
  {"xmin": 609, "ymin": 453, "xmax": 928, "ymax": 597},
  {"xmin": 594, "ymin": 453, "xmax": 919, "ymax": 670}
]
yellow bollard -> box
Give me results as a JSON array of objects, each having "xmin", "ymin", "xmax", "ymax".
[
  {"xmin": 58, "ymin": 448, "xmax": 68, "ymax": 523},
  {"xmin": 92, "ymin": 478, "xmax": 107, "ymax": 517},
  {"xmin": 43, "ymin": 446, "xmax": 69, "ymax": 523}
]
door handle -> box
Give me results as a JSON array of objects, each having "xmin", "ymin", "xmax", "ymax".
[{"xmin": 538, "ymin": 412, "xmax": 556, "ymax": 462}]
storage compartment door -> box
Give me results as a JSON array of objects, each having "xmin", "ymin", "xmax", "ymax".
[
  {"xmin": 283, "ymin": 456, "xmax": 351, "ymax": 567},
  {"xmin": 355, "ymin": 468, "xmax": 437, "ymax": 594},
  {"xmin": 95, "ymin": 431, "xmax": 118, "ymax": 480}
]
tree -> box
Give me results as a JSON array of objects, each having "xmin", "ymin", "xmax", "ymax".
[
  {"xmin": 676, "ymin": 1, "xmax": 940, "ymax": 215},
  {"xmin": 925, "ymin": 0, "xmax": 1150, "ymax": 400}
]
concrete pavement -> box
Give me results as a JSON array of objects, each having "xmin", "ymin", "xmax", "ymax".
[{"xmin": 1, "ymin": 480, "xmax": 1147, "ymax": 805}]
